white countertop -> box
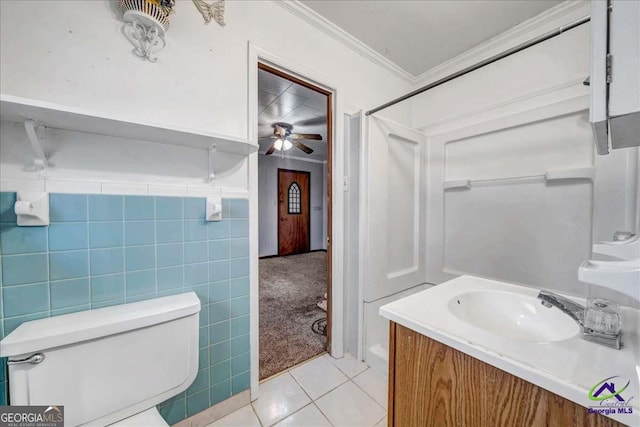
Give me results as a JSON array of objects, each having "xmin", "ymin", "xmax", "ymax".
[{"xmin": 379, "ymin": 275, "xmax": 639, "ymax": 426}]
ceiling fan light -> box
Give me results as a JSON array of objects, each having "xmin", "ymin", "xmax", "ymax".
[
  {"xmin": 283, "ymin": 139, "xmax": 292, "ymax": 151},
  {"xmin": 274, "ymin": 138, "xmax": 283, "ymax": 151}
]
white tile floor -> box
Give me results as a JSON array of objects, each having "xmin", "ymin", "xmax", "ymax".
[{"xmin": 207, "ymin": 353, "xmax": 387, "ymax": 427}]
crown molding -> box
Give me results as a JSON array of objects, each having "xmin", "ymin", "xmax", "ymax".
[
  {"xmin": 272, "ymin": 0, "xmax": 416, "ymax": 84},
  {"xmin": 414, "ymin": 1, "xmax": 591, "ymax": 86},
  {"xmin": 274, "ymin": 0, "xmax": 590, "ymax": 91}
]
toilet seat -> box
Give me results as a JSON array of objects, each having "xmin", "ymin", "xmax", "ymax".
[{"xmin": 108, "ymin": 407, "xmax": 169, "ymax": 426}]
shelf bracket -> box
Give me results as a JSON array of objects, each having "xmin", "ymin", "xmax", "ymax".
[
  {"xmin": 208, "ymin": 144, "xmax": 217, "ymax": 183},
  {"xmin": 24, "ymin": 120, "xmax": 48, "ymax": 169}
]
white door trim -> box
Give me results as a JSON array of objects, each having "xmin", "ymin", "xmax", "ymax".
[{"xmin": 247, "ymin": 42, "xmax": 345, "ymax": 400}]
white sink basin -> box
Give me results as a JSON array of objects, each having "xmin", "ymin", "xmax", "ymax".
[
  {"xmin": 448, "ymin": 290, "xmax": 580, "ymax": 343},
  {"xmin": 380, "ymin": 276, "xmax": 640, "ymax": 426}
]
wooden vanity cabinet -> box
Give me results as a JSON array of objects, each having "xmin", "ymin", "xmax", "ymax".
[{"xmin": 387, "ymin": 322, "xmax": 622, "ymax": 427}]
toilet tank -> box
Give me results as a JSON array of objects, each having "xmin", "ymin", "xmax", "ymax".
[{"xmin": 0, "ymin": 292, "xmax": 201, "ymax": 427}]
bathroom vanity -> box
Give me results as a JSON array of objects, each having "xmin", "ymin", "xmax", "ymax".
[
  {"xmin": 387, "ymin": 323, "xmax": 620, "ymax": 427},
  {"xmin": 380, "ymin": 276, "xmax": 639, "ymax": 427}
]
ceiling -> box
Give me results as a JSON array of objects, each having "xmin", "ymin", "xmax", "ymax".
[
  {"xmin": 300, "ymin": 0, "xmax": 563, "ymax": 76},
  {"xmin": 258, "ymin": 69, "xmax": 328, "ymax": 161}
]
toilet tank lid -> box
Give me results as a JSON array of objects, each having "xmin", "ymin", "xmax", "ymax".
[{"xmin": 0, "ymin": 292, "xmax": 201, "ymax": 357}]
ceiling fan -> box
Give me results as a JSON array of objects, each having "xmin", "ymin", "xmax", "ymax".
[{"xmin": 262, "ymin": 123, "xmax": 322, "ymax": 156}]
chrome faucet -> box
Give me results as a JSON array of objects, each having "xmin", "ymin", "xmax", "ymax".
[{"xmin": 537, "ymin": 290, "xmax": 622, "ymax": 349}]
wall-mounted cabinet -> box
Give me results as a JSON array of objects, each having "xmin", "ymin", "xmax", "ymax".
[{"xmin": 590, "ymin": 0, "xmax": 640, "ymax": 155}]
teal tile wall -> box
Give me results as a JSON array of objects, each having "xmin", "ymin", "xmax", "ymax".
[{"xmin": 0, "ymin": 192, "xmax": 250, "ymax": 424}]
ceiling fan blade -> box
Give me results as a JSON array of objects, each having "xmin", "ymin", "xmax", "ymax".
[
  {"xmin": 294, "ymin": 117, "xmax": 327, "ymax": 127},
  {"xmin": 292, "ymin": 140, "xmax": 314, "ymax": 154},
  {"xmin": 265, "ymin": 143, "xmax": 276, "ymax": 155},
  {"xmin": 291, "ymin": 133, "xmax": 323, "ymax": 141}
]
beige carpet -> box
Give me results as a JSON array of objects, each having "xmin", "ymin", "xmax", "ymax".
[{"xmin": 259, "ymin": 251, "xmax": 327, "ymax": 380}]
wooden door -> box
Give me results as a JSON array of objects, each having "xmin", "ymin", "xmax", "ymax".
[{"xmin": 278, "ymin": 169, "xmax": 311, "ymax": 256}]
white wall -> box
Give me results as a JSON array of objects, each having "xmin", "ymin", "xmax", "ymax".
[
  {"xmin": 258, "ymin": 155, "xmax": 325, "ymax": 256},
  {"xmin": 0, "ymin": 0, "xmax": 415, "ymax": 404},
  {"xmin": 0, "ymin": 0, "xmax": 411, "ymax": 201},
  {"xmin": 4, "ymin": 0, "xmax": 635, "ymax": 379},
  {"xmin": 0, "ymin": 0, "xmax": 412, "ymax": 142},
  {"xmin": 411, "ymin": 24, "xmax": 590, "ymax": 130}
]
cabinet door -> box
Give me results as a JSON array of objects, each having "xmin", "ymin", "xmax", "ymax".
[
  {"xmin": 590, "ymin": 0, "xmax": 640, "ymax": 153},
  {"xmin": 389, "ymin": 323, "xmax": 622, "ymax": 427},
  {"xmin": 608, "ymin": 0, "xmax": 640, "ymax": 150},
  {"xmin": 589, "ymin": 0, "xmax": 609, "ymax": 154},
  {"xmin": 391, "ymin": 324, "xmax": 484, "ymax": 426}
]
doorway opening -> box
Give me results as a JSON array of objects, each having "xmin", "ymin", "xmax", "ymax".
[{"xmin": 257, "ymin": 63, "xmax": 333, "ymax": 380}]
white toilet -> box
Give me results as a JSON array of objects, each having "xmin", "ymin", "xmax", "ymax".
[{"xmin": 0, "ymin": 292, "xmax": 201, "ymax": 426}]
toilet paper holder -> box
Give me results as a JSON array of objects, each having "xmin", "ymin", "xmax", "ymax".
[{"xmin": 14, "ymin": 191, "xmax": 49, "ymax": 226}]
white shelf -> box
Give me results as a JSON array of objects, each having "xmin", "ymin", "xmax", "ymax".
[{"xmin": 0, "ymin": 94, "xmax": 258, "ymax": 155}]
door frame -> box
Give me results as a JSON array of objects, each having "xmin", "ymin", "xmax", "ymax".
[
  {"xmin": 277, "ymin": 168, "xmax": 312, "ymax": 256},
  {"xmin": 248, "ymin": 43, "xmax": 344, "ymax": 400},
  {"xmin": 258, "ymin": 61, "xmax": 333, "ymax": 356}
]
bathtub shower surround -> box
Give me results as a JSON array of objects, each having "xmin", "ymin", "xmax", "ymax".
[{"xmin": 0, "ymin": 192, "xmax": 250, "ymax": 424}]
